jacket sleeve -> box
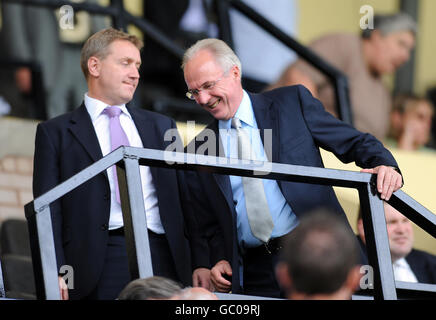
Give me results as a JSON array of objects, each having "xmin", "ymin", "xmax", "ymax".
[{"xmin": 296, "ymin": 85, "xmax": 400, "ymax": 170}]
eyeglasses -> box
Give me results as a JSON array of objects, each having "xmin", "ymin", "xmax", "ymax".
[{"xmin": 186, "ymin": 74, "xmax": 225, "ymax": 100}]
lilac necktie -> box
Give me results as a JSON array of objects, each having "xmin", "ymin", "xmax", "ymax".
[{"xmin": 104, "ymin": 106, "xmax": 130, "ymax": 203}]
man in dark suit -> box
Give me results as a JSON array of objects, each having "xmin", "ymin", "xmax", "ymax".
[
  {"xmin": 357, "ymin": 202, "xmax": 436, "ymax": 284},
  {"xmin": 32, "ymin": 28, "xmax": 196, "ymax": 300},
  {"xmin": 181, "ymin": 38, "xmax": 403, "ymax": 298}
]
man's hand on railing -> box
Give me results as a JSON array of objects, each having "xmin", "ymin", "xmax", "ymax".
[
  {"xmin": 360, "ymin": 165, "xmax": 403, "ymax": 201},
  {"xmin": 58, "ymin": 276, "xmax": 69, "ymax": 300},
  {"xmin": 210, "ymin": 260, "xmax": 232, "ymax": 293},
  {"xmin": 192, "ymin": 267, "xmax": 214, "ymax": 291}
]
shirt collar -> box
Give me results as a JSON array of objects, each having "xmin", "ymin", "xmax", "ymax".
[
  {"xmin": 394, "ymin": 257, "xmax": 410, "ymax": 268},
  {"xmin": 84, "ymin": 93, "xmax": 131, "ymax": 122},
  {"xmin": 219, "ymin": 90, "xmax": 255, "ymax": 130}
]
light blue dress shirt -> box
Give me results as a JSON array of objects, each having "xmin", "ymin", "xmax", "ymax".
[{"xmin": 218, "ymin": 90, "xmax": 299, "ymax": 248}]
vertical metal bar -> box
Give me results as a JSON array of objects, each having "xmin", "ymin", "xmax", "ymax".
[
  {"xmin": 0, "ymin": 257, "xmax": 5, "ymax": 298},
  {"xmin": 111, "ymin": 0, "xmax": 127, "ymax": 31},
  {"xmin": 334, "ymin": 76, "xmax": 354, "ymax": 125},
  {"xmin": 215, "ymin": 0, "xmax": 234, "ymax": 48},
  {"xmin": 117, "ymin": 155, "xmax": 153, "ymax": 280},
  {"xmin": 359, "ymin": 184, "xmax": 397, "ymax": 300},
  {"xmin": 227, "ymin": 0, "xmax": 353, "ymax": 126},
  {"xmin": 394, "ymin": 0, "xmax": 418, "ymax": 95},
  {"xmin": 25, "ymin": 202, "xmax": 60, "ymax": 300}
]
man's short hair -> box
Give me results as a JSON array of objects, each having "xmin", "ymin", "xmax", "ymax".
[
  {"xmin": 117, "ymin": 276, "xmax": 183, "ymax": 300},
  {"xmin": 362, "ymin": 12, "xmax": 417, "ymax": 39},
  {"xmin": 181, "ymin": 38, "xmax": 242, "ymax": 75},
  {"xmin": 281, "ymin": 209, "xmax": 360, "ymax": 295},
  {"xmin": 80, "ymin": 27, "xmax": 144, "ymax": 79}
]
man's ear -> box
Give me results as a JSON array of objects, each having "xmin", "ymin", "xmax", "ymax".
[
  {"xmin": 390, "ymin": 110, "xmax": 404, "ymax": 132},
  {"xmin": 370, "ymin": 29, "xmax": 383, "ymax": 42},
  {"xmin": 275, "ymin": 262, "xmax": 292, "ymax": 293},
  {"xmin": 231, "ymin": 65, "xmax": 241, "ymax": 80},
  {"xmin": 357, "ymin": 218, "xmax": 365, "ymax": 244},
  {"xmin": 87, "ymin": 56, "xmax": 101, "ymax": 78},
  {"xmin": 345, "ymin": 266, "xmax": 362, "ymax": 293}
]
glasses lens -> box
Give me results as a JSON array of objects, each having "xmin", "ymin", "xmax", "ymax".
[{"xmin": 186, "ymin": 92, "xmax": 194, "ymax": 100}]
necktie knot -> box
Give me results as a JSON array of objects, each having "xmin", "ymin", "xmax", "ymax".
[
  {"xmin": 231, "ymin": 117, "xmax": 242, "ymax": 130},
  {"xmin": 104, "ymin": 106, "xmax": 122, "ymax": 118}
]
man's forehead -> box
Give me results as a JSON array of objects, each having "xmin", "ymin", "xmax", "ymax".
[
  {"xmin": 385, "ymin": 205, "xmax": 407, "ymax": 221},
  {"xmin": 107, "ymin": 40, "xmax": 140, "ymax": 56},
  {"xmin": 186, "ymin": 50, "xmax": 221, "ymax": 73}
]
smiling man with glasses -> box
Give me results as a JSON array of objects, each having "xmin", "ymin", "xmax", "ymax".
[{"xmin": 182, "ymin": 38, "xmax": 404, "ymax": 298}]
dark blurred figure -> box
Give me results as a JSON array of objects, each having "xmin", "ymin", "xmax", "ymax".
[
  {"xmin": 425, "ymin": 86, "xmax": 436, "ymax": 149},
  {"xmin": 0, "ymin": 1, "xmax": 107, "ymax": 119},
  {"xmin": 276, "ymin": 210, "xmax": 361, "ymax": 300},
  {"xmin": 139, "ymin": 0, "xmax": 217, "ymax": 108}
]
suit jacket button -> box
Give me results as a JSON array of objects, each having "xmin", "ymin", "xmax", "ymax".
[
  {"xmin": 101, "ymin": 224, "xmax": 108, "ymax": 231},
  {"xmin": 103, "ymin": 193, "xmax": 110, "ymax": 201}
]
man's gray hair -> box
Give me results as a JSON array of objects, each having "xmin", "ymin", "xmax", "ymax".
[
  {"xmin": 117, "ymin": 276, "xmax": 183, "ymax": 300},
  {"xmin": 362, "ymin": 12, "xmax": 417, "ymax": 39},
  {"xmin": 181, "ymin": 38, "xmax": 242, "ymax": 75}
]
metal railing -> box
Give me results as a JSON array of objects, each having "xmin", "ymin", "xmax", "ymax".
[
  {"xmin": 22, "ymin": 146, "xmax": 436, "ymax": 300},
  {"xmin": 215, "ymin": 0, "xmax": 353, "ymax": 125},
  {"xmin": 3, "ymin": 0, "xmax": 353, "ymax": 125}
]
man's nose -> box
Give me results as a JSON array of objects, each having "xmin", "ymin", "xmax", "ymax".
[
  {"xmin": 130, "ymin": 65, "xmax": 140, "ymax": 79},
  {"xmin": 195, "ymin": 90, "xmax": 211, "ymax": 105}
]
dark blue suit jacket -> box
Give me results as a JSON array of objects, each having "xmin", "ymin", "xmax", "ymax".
[
  {"xmin": 186, "ymin": 85, "xmax": 400, "ymax": 293},
  {"xmin": 33, "ymin": 103, "xmax": 195, "ymax": 299}
]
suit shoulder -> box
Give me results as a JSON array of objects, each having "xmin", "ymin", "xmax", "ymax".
[
  {"xmin": 408, "ymin": 248, "xmax": 436, "ymax": 264},
  {"xmin": 261, "ymin": 84, "xmax": 312, "ymax": 101},
  {"xmin": 130, "ymin": 107, "xmax": 175, "ymax": 126},
  {"xmin": 37, "ymin": 110, "xmax": 75, "ymax": 130}
]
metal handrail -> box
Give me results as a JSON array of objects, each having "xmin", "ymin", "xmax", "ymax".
[
  {"xmin": 216, "ymin": 0, "xmax": 353, "ymax": 124},
  {"xmin": 3, "ymin": 0, "xmax": 353, "ymax": 124},
  {"xmin": 23, "ymin": 146, "xmax": 436, "ymax": 300}
]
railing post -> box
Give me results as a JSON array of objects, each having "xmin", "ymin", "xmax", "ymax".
[
  {"xmin": 334, "ymin": 76, "xmax": 353, "ymax": 125},
  {"xmin": 117, "ymin": 152, "xmax": 154, "ymax": 280},
  {"xmin": 111, "ymin": 0, "xmax": 127, "ymax": 31},
  {"xmin": 359, "ymin": 183, "xmax": 397, "ymax": 300},
  {"xmin": 25, "ymin": 202, "xmax": 60, "ymax": 300},
  {"xmin": 0, "ymin": 258, "xmax": 5, "ymax": 298},
  {"xmin": 215, "ymin": 0, "xmax": 234, "ymax": 48}
]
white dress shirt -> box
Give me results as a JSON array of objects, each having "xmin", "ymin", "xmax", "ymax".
[
  {"xmin": 393, "ymin": 258, "xmax": 418, "ymax": 283},
  {"xmin": 84, "ymin": 94, "xmax": 164, "ymax": 234}
]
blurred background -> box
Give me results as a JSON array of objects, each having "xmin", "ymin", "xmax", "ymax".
[{"xmin": 0, "ymin": 0, "xmax": 434, "ymax": 258}]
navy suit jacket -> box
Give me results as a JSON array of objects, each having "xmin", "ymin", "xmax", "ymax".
[
  {"xmin": 405, "ymin": 249, "xmax": 436, "ymax": 284},
  {"xmin": 186, "ymin": 85, "xmax": 400, "ymax": 293},
  {"xmin": 33, "ymin": 103, "xmax": 195, "ymax": 299}
]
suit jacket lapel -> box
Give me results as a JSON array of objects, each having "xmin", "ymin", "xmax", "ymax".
[
  {"xmin": 128, "ymin": 106, "xmax": 163, "ymax": 183},
  {"xmin": 128, "ymin": 107, "xmax": 158, "ymax": 150},
  {"xmin": 248, "ymin": 92, "xmax": 280, "ymax": 163},
  {"xmin": 68, "ymin": 103, "xmax": 104, "ymax": 163}
]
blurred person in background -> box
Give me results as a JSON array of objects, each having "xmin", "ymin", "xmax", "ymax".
[
  {"xmin": 357, "ymin": 202, "xmax": 436, "ymax": 284},
  {"xmin": 387, "ymin": 93, "xmax": 434, "ymax": 151},
  {"xmin": 276, "ymin": 210, "xmax": 361, "ymax": 300},
  {"xmin": 269, "ymin": 13, "xmax": 417, "ymax": 141}
]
